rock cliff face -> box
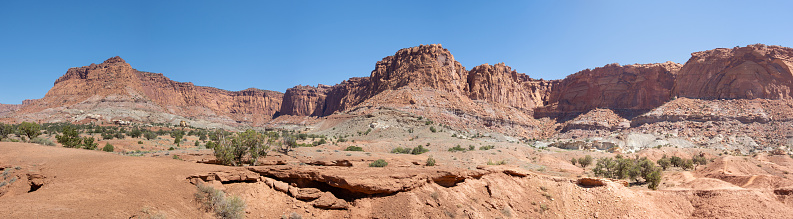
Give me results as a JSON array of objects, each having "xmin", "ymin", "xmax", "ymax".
[
  {"xmin": 279, "ymin": 44, "xmax": 554, "ymax": 118},
  {"xmin": 673, "ymin": 44, "xmax": 793, "ymax": 100},
  {"xmin": 536, "ymin": 62, "xmax": 681, "ymax": 119},
  {"xmin": 19, "ymin": 56, "xmax": 283, "ymax": 126}
]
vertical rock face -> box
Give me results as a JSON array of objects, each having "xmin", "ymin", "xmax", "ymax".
[
  {"xmin": 369, "ymin": 44, "xmax": 468, "ymax": 93},
  {"xmin": 537, "ymin": 62, "xmax": 681, "ymax": 117},
  {"xmin": 22, "ymin": 56, "xmax": 283, "ymax": 125},
  {"xmin": 279, "ymin": 85, "xmax": 331, "ymax": 117},
  {"xmin": 466, "ymin": 63, "xmax": 555, "ymax": 109},
  {"xmin": 673, "ymin": 44, "xmax": 793, "ymax": 100}
]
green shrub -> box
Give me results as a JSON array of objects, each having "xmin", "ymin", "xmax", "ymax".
[
  {"xmin": 213, "ymin": 129, "xmax": 271, "ymax": 166},
  {"xmin": 144, "ymin": 132, "xmax": 157, "ymax": 140},
  {"xmin": 128, "ymin": 128, "xmax": 142, "ymax": 138},
  {"xmin": 369, "ymin": 159, "xmax": 388, "ymax": 167},
  {"xmin": 570, "ymin": 158, "xmax": 577, "ymax": 166},
  {"xmin": 102, "ymin": 143, "xmax": 114, "ymax": 152},
  {"xmin": 468, "ymin": 145, "xmax": 475, "ymax": 151},
  {"xmin": 429, "ymin": 126, "xmax": 437, "ymax": 133},
  {"xmin": 411, "ymin": 145, "xmax": 429, "ymax": 155},
  {"xmin": 31, "ymin": 137, "xmax": 55, "ymax": 146},
  {"xmin": 391, "ymin": 147, "xmax": 412, "ymax": 154},
  {"xmin": 577, "ymin": 155, "xmax": 593, "ymax": 168},
  {"xmin": 56, "ymin": 126, "xmax": 82, "ymax": 148},
  {"xmin": 426, "ymin": 156, "xmax": 436, "ymax": 166},
  {"xmin": 19, "ymin": 122, "xmax": 41, "ymax": 141},
  {"xmin": 138, "ymin": 141, "xmax": 144, "ymax": 144},
  {"xmin": 656, "ymin": 155, "xmax": 671, "ymax": 170},
  {"xmin": 195, "ymin": 183, "xmax": 246, "ymax": 219},
  {"xmin": 479, "ymin": 145, "xmax": 495, "ymax": 150},
  {"xmin": 344, "ymin": 146, "xmax": 364, "ymax": 152},
  {"xmin": 82, "ymin": 137, "xmax": 98, "ymax": 150},
  {"xmin": 448, "ymin": 145, "xmax": 466, "ymax": 152}
]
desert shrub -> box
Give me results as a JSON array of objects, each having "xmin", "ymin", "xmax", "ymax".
[
  {"xmin": 174, "ymin": 136, "xmax": 182, "ymax": 145},
  {"xmin": 213, "ymin": 129, "xmax": 271, "ymax": 166},
  {"xmin": 344, "ymin": 146, "xmax": 364, "ymax": 152},
  {"xmin": 31, "ymin": 137, "xmax": 55, "ymax": 146},
  {"xmin": 487, "ymin": 159, "xmax": 507, "ymax": 165},
  {"xmin": 448, "ymin": 145, "xmax": 466, "ymax": 152},
  {"xmin": 411, "ymin": 145, "xmax": 429, "ymax": 155},
  {"xmin": 82, "ymin": 137, "xmax": 98, "ymax": 150},
  {"xmin": 429, "ymin": 126, "xmax": 437, "ymax": 133},
  {"xmin": 0, "ymin": 123, "xmax": 15, "ymax": 141},
  {"xmin": 577, "ymin": 155, "xmax": 593, "ymax": 168},
  {"xmin": 468, "ymin": 145, "xmax": 475, "ymax": 151},
  {"xmin": 646, "ymin": 168, "xmax": 662, "ymax": 190},
  {"xmin": 682, "ymin": 159, "xmax": 694, "ymax": 170},
  {"xmin": 128, "ymin": 128, "xmax": 142, "ymax": 138},
  {"xmin": 194, "ymin": 140, "xmax": 200, "ymax": 146},
  {"xmin": 143, "ymin": 131, "xmax": 156, "ymax": 140},
  {"xmin": 479, "ymin": 145, "xmax": 495, "ymax": 150},
  {"xmin": 156, "ymin": 129, "xmax": 168, "ymax": 136},
  {"xmin": 369, "ymin": 159, "xmax": 388, "ymax": 167},
  {"xmin": 56, "ymin": 126, "xmax": 82, "ymax": 148},
  {"xmin": 114, "ymin": 132, "xmax": 125, "ymax": 139},
  {"xmin": 656, "ymin": 155, "xmax": 671, "ymax": 170},
  {"xmin": 102, "ymin": 143, "xmax": 114, "ymax": 152},
  {"xmin": 426, "ymin": 156, "xmax": 436, "ymax": 166},
  {"xmin": 102, "ymin": 132, "xmax": 115, "ymax": 140},
  {"xmin": 670, "ymin": 156, "xmax": 683, "ymax": 167},
  {"xmin": 693, "ymin": 155, "xmax": 708, "ymax": 166},
  {"xmin": 570, "ymin": 158, "xmax": 577, "ymax": 166},
  {"xmin": 19, "ymin": 122, "xmax": 41, "ymax": 141},
  {"xmin": 138, "ymin": 141, "xmax": 144, "ymax": 144},
  {"xmin": 391, "ymin": 147, "xmax": 412, "ymax": 154},
  {"xmin": 195, "ymin": 183, "xmax": 246, "ymax": 219}
]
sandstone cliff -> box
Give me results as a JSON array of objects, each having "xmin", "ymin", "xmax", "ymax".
[
  {"xmin": 18, "ymin": 56, "xmax": 283, "ymax": 126},
  {"xmin": 536, "ymin": 62, "xmax": 681, "ymax": 119},
  {"xmin": 673, "ymin": 44, "xmax": 793, "ymax": 100}
]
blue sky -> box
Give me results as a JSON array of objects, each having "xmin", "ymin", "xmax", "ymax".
[{"xmin": 1, "ymin": 0, "xmax": 792, "ymax": 104}]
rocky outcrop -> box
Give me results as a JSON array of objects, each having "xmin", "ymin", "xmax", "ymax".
[
  {"xmin": 673, "ymin": 44, "xmax": 793, "ymax": 100},
  {"xmin": 17, "ymin": 56, "xmax": 283, "ymax": 126},
  {"xmin": 466, "ymin": 63, "xmax": 555, "ymax": 109},
  {"xmin": 537, "ymin": 62, "xmax": 681, "ymax": 119}
]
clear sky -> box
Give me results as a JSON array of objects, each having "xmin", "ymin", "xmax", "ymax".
[{"xmin": 1, "ymin": 0, "xmax": 792, "ymax": 104}]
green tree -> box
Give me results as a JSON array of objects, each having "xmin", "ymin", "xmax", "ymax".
[
  {"xmin": 212, "ymin": 130, "xmax": 270, "ymax": 166},
  {"xmin": 670, "ymin": 156, "xmax": 683, "ymax": 167},
  {"xmin": 143, "ymin": 131, "xmax": 157, "ymax": 140},
  {"xmin": 82, "ymin": 137, "xmax": 98, "ymax": 150},
  {"xmin": 578, "ymin": 155, "xmax": 593, "ymax": 168},
  {"xmin": 102, "ymin": 143, "xmax": 114, "ymax": 152},
  {"xmin": 128, "ymin": 128, "xmax": 142, "ymax": 138},
  {"xmin": 657, "ymin": 156, "xmax": 671, "ymax": 170},
  {"xmin": 0, "ymin": 123, "xmax": 14, "ymax": 141},
  {"xmin": 56, "ymin": 126, "xmax": 82, "ymax": 148},
  {"xmin": 646, "ymin": 169, "xmax": 662, "ymax": 190},
  {"xmin": 19, "ymin": 122, "xmax": 41, "ymax": 141}
]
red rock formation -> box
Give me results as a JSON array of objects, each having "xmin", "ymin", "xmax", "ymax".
[
  {"xmin": 537, "ymin": 61, "xmax": 681, "ymax": 118},
  {"xmin": 673, "ymin": 44, "xmax": 793, "ymax": 100},
  {"xmin": 466, "ymin": 63, "xmax": 555, "ymax": 109},
  {"xmin": 19, "ymin": 56, "xmax": 283, "ymax": 125}
]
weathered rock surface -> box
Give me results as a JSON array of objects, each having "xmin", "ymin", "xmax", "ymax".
[
  {"xmin": 16, "ymin": 56, "xmax": 283, "ymax": 126},
  {"xmin": 537, "ymin": 62, "xmax": 681, "ymax": 119},
  {"xmin": 673, "ymin": 44, "xmax": 793, "ymax": 100}
]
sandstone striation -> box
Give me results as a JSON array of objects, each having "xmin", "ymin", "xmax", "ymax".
[
  {"xmin": 537, "ymin": 61, "xmax": 681, "ymax": 119},
  {"xmin": 673, "ymin": 44, "xmax": 793, "ymax": 100},
  {"xmin": 16, "ymin": 56, "xmax": 283, "ymax": 126}
]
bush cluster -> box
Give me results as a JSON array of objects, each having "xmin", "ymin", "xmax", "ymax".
[
  {"xmin": 369, "ymin": 159, "xmax": 388, "ymax": 167},
  {"xmin": 591, "ymin": 155, "xmax": 663, "ymax": 190},
  {"xmin": 195, "ymin": 183, "xmax": 246, "ymax": 219}
]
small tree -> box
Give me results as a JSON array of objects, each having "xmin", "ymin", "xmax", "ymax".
[
  {"xmin": 19, "ymin": 122, "xmax": 41, "ymax": 141},
  {"xmin": 144, "ymin": 131, "xmax": 157, "ymax": 140},
  {"xmin": 670, "ymin": 156, "xmax": 683, "ymax": 167},
  {"xmin": 129, "ymin": 128, "xmax": 142, "ymax": 138},
  {"xmin": 426, "ymin": 156, "xmax": 436, "ymax": 166},
  {"xmin": 646, "ymin": 168, "xmax": 662, "ymax": 190},
  {"xmin": 82, "ymin": 137, "xmax": 98, "ymax": 150},
  {"xmin": 578, "ymin": 155, "xmax": 593, "ymax": 168},
  {"xmin": 657, "ymin": 156, "xmax": 671, "ymax": 170},
  {"xmin": 56, "ymin": 126, "xmax": 82, "ymax": 148},
  {"xmin": 570, "ymin": 158, "xmax": 577, "ymax": 166},
  {"xmin": 369, "ymin": 159, "xmax": 388, "ymax": 167},
  {"xmin": 0, "ymin": 123, "xmax": 14, "ymax": 141},
  {"xmin": 212, "ymin": 129, "xmax": 270, "ymax": 166},
  {"xmin": 102, "ymin": 143, "xmax": 114, "ymax": 152}
]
